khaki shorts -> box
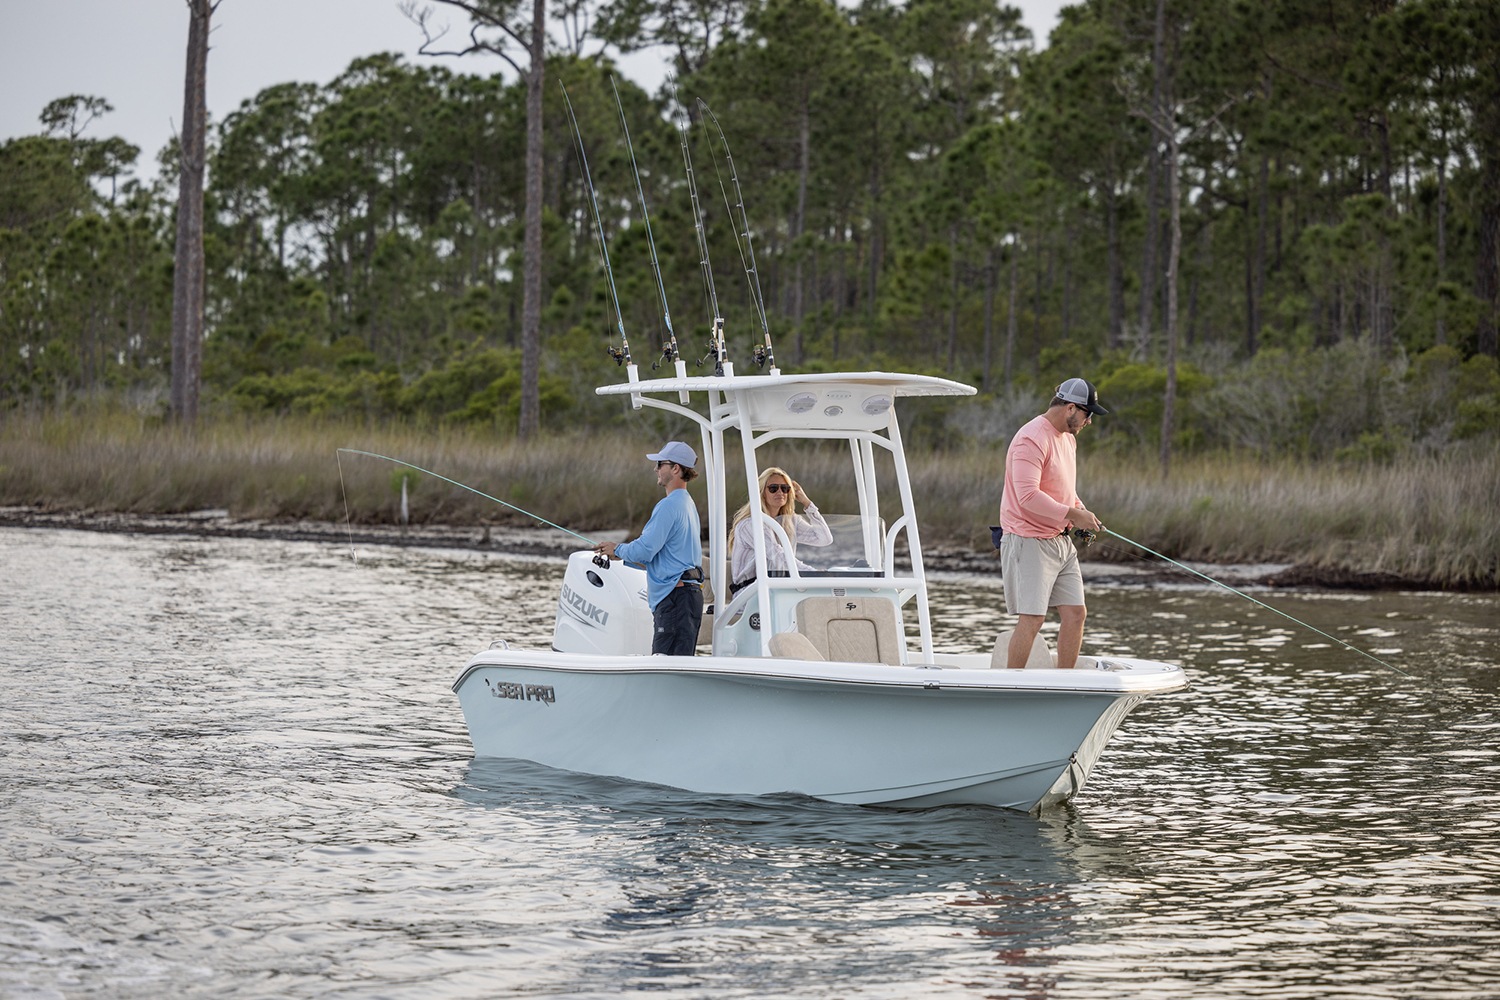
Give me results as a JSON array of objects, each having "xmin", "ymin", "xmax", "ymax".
[{"xmin": 1001, "ymin": 533, "xmax": 1085, "ymax": 616}]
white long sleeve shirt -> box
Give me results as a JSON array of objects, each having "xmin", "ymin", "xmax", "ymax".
[{"xmin": 730, "ymin": 504, "xmax": 834, "ymax": 585}]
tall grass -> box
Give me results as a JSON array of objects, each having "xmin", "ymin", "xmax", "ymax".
[{"xmin": 2, "ymin": 411, "xmax": 1495, "ymax": 588}]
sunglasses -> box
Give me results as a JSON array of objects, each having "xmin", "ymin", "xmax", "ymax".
[
  {"xmin": 765, "ymin": 483, "xmax": 791, "ymax": 494},
  {"xmin": 656, "ymin": 460, "xmax": 674, "ymax": 469}
]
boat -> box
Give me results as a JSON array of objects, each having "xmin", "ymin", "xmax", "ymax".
[{"xmin": 452, "ymin": 367, "xmax": 1186, "ymax": 812}]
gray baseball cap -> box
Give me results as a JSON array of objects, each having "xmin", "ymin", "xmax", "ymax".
[
  {"xmin": 1055, "ymin": 377, "xmax": 1108, "ymax": 415},
  {"xmin": 646, "ymin": 440, "xmax": 697, "ymax": 469}
]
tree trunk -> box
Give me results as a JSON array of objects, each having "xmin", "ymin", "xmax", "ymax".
[
  {"xmin": 170, "ymin": 0, "xmax": 212, "ymax": 426},
  {"xmin": 946, "ymin": 225, "xmax": 959, "ymax": 370},
  {"xmin": 793, "ymin": 99, "xmax": 811, "ymax": 363},
  {"xmin": 1106, "ymin": 184, "xmax": 1124, "ymax": 349},
  {"xmin": 518, "ymin": 0, "xmax": 545, "ymax": 439},
  {"xmin": 1249, "ymin": 152, "xmax": 1268, "ymax": 354},
  {"xmin": 1061, "ymin": 222, "xmax": 1074, "ymax": 339},
  {"xmin": 1161, "ymin": 124, "xmax": 1181, "ymax": 480},
  {"xmin": 1477, "ymin": 183, "xmax": 1498, "ymax": 356},
  {"xmin": 1004, "ymin": 243, "xmax": 1018, "ymax": 390},
  {"xmin": 1139, "ymin": 0, "xmax": 1168, "ymax": 343},
  {"xmin": 867, "ymin": 159, "xmax": 882, "ymax": 348},
  {"xmin": 982, "ymin": 244, "xmax": 996, "ymax": 392},
  {"xmin": 1474, "ymin": 5, "xmax": 1500, "ymax": 357},
  {"xmin": 1436, "ymin": 147, "xmax": 1448, "ymax": 346}
]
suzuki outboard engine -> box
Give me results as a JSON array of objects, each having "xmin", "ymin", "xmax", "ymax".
[{"xmin": 552, "ymin": 551, "xmax": 654, "ymax": 655}]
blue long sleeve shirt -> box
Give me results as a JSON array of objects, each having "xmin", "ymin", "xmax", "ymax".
[{"xmin": 613, "ymin": 488, "xmax": 702, "ymax": 610}]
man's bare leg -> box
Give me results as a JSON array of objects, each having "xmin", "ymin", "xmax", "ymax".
[
  {"xmin": 1007, "ymin": 613, "xmax": 1045, "ymax": 670},
  {"xmin": 1055, "ymin": 605, "xmax": 1086, "ymax": 669}
]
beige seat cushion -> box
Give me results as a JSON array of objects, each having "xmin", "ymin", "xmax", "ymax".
[
  {"xmin": 768, "ymin": 631, "xmax": 825, "ymax": 660},
  {"xmin": 793, "ymin": 596, "xmax": 903, "ymax": 665},
  {"xmin": 990, "ymin": 629, "xmax": 1054, "ymax": 669}
]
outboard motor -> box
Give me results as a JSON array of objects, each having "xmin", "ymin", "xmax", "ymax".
[{"xmin": 552, "ymin": 551, "xmax": 654, "ymax": 655}]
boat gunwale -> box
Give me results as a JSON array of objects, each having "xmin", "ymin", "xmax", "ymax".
[{"xmin": 452, "ymin": 650, "xmax": 1187, "ymax": 696}]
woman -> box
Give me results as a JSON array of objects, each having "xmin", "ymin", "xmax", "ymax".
[{"xmin": 728, "ymin": 466, "xmax": 833, "ymax": 594}]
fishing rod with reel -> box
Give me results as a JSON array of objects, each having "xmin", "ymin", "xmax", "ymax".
[
  {"xmin": 559, "ymin": 81, "xmax": 637, "ymax": 388},
  {"xmin": 699, "ymin": 99, "xmax": 775, "ymax": 376},
  {"xmin": 670, "ymin": 80, "xmax": 731, "ymax": 380},
  {"xmin": 610, "ymin": 77, "xmax": 693, "ymax": 402}
]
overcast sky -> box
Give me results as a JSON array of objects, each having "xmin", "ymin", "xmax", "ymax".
[{"xmin": 1, "ymin": 0, "xmax": 1068, "ymax": 183}]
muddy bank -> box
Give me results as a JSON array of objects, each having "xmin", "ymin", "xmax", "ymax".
[{"xmin": 0, "ymin": 505, "xmax": 1437, "ymax": 591}]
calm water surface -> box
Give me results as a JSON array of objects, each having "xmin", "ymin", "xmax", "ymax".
[{"xmin": 1, "ymin": 527, "xmax": 1497, "ymax": 999}]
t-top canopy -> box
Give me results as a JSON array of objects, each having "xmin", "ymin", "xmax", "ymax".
[
  {"xmin": 596, "ymin": 371, "xmax": 975, "ymax": 400},
  {"xmin": 597, "ymin": 371, "xmax": 976, "ymax": 433}
]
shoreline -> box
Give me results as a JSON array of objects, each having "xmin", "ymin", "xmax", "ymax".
[{"xmin": 0, "ymin": 505, "xmax": 1449, "ymax": 592}]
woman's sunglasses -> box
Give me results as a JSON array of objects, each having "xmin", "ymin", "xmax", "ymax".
[{"xmin": 766, "ymin": 483, "xmax": 791, "ymax": 494}]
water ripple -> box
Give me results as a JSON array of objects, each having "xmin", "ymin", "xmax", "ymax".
[{"xmin": 1, "ymin": 528, "xmax": 1497, "ymax": 998}]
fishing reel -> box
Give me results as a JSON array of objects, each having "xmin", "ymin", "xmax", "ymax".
[
  {"xmin": 1064, "ymin": 527, "xmax": 1097, "ymax": 549},
  {"xmin": 652, "ymin": 341, "xmax": 678, "ymax": 371},
  {"xmin": 751, "ymin": 344, "xmax": 771, "ymax": 369},
  {"xmin": 693, "ymin": 317, "xmax": 727, "ymax": 377},
  {"xmin": 592, "ymin": 551, "xmax": 611, "ymax": 569},
  {"xmin": 695, "ymin": 342, "xmax": 727, "ymax": 377},
  {"xmin": 606, "ymin": 344, "xmax": 630, "ymax": 367}
]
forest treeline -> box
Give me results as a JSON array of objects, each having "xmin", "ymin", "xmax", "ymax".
[{"xmin": 2, "ymin": 0, "xmax": 1498, "ymax": 461}]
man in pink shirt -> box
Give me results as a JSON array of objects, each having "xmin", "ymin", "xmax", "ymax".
[{"xmin": 997, "ymin": 378, "xmax": 1108, "ymax": 669}]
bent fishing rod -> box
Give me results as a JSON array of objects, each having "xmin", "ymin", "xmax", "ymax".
[
  {"xmin": 560, "ymin": 81, "xmax": 635, "ymax": 379},
  {"xmin": 336, "ymin": 448, "xmax": 596, "ymax": 547},
  {"xmin": 1102, "ymin": 527, "xmax": 1412, "ymax": 679}
]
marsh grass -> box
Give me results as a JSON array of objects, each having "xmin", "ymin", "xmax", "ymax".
[{"xmin": 2, "ymin": 412, "xmax": 1495, "ymax": 587}]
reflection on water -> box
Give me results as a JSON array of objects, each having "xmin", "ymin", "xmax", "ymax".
[{"xmin": 1, "ymin": 527, "xmax": 1497, "ymax": 998}]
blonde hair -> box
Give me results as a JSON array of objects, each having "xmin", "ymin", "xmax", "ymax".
[{"xmin": 728, "ymin": 466, "xmax": 797, "ymax": 560}]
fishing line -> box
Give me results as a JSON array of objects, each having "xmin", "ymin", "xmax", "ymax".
[
  {"xmin": 336, "ymin": 449, "xmax": 359, "ymax": 562},
  {"xmin": 336, "ymin": 448, "xmax": 597, "ymax": 547},
  {"xmin": 1104, "ymin": 527, "xmax": 1412, "ymax": 678}
]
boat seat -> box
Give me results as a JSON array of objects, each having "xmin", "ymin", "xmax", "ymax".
[
  {"xmin": 792, "ymin": 596, "xmax": 903, "ymax": 665},
  {"xmin": 990, "ymin": 629, "xmax": 1054, "ymax": 670},
  {"xmin": 767, "ymin": 631, "xmax": 825, "ymax": 660}
]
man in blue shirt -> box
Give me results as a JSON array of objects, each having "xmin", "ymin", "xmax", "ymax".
[{"xmin": 594, "ymin": 440, "xmax": 704, "ymax": 655}]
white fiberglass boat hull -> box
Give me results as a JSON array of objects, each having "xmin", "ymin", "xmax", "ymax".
[{"xmin": 453, "ymin": 650, "xmax": 1185, "ymax": 812}]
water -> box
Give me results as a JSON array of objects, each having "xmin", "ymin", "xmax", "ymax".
[{"xmin": 2, "ymin": 526, "xmax": 1497, "ymax": 999}]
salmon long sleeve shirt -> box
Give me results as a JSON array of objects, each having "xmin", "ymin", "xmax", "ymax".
[{"xmin": 999, "ymin": 414, "xmax": 1082, "ymax": 538}]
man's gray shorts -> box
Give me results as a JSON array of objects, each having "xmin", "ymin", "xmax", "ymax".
[{"xmin": 1001, "ymin": 533, "xmax": 1085, "ymax": 616}]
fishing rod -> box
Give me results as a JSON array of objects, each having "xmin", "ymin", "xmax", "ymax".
[
  {"xmin": 670, "ymin": 80, "xmax": 726, "ymax": 375},
  {"xmin": 336, "ymin": 448, "xmax": 597, "ymax": 547},
  {"xmin": 1103, "ymin": 527, "xmax": 1412, "ymax": 678},
  {"xmin": 560, "ymin": 81, "xmax": 636, "ymax": 382},
  {"xmin": 698, "ymin": 99, "xmax": 773, "ymax": 375},
  {"xmin": 611, "ymin": 77, "xmax": 686, "ymax": 393}
]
